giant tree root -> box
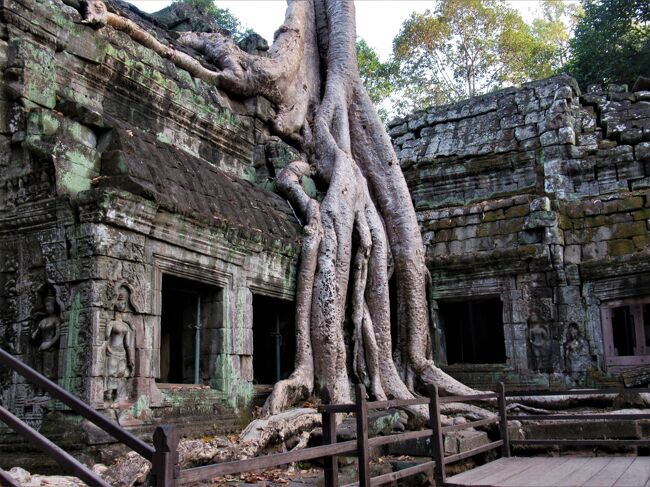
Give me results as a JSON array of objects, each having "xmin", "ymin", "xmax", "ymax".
[{"xmin": 77, "ymin": 0, "xmax": 490, "ymax": 420}]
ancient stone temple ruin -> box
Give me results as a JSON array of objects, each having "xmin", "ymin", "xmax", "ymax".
[
  {"xmin": 1, "ymin": 0, "xmax": 650, "ymax": 463},
  {"xmin": 391, "ymin": 75, "xmax": 650, "ymax": 389},
  {"xmin": 0, "ymin": 0, "xmax": 303, "ymax": 460}
]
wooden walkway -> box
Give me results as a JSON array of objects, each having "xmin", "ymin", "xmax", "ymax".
[{"xmin": 445, "ymin": 456, "xmax": 650, "ymax": 487}]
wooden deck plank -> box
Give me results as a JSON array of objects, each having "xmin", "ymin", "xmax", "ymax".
[
  {"xmin": 613, "ymin": 457, "xmax": 650, "ymax": 487},
  {"xmin": 480, "ymin": 458, "xmax": 565, "ymax": 487},
  {"xmin": 497, "ymin": 458, "xmax": 573, "ymax": 487},
  {"xmin": 446, "ymin": 457, "xmax": 547, "ymax": 486},
  {"xmin": 444, "ymin": 457, "xmax": 513, "ymax": 484},
  {"xmin": 470, "ymin": 458, "xmax": 549, "ymax": 486},
  {"xmin": 548, "ymin": 457, "xmax": 612, "ymax": 487},
  {"xmin": 446, "ymin": 456, "xmax": 648, "ymax": 487},
  {"xmin": 534, "ymin": 457, "xmax": 591, "ymax": 487},
  {"xmin": 579, "ymin": 457, "xmax": 635, "ymax": 487}
]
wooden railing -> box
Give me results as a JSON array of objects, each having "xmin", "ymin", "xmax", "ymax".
[
  {"xmin": 0, "ymin": 347, "xmax": 176, "ymax": 486},
  {"xmin": 9, "ymin": 357, "xmax": 643, "ymax": 487},
  {"xmin": 172, "ymin": 383, "xmax": 511, "ymax": 487}
]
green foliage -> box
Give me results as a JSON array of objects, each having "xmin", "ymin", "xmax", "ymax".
[
  {"xmin": 356, "ymin": 39, "xmax": 397, "ymax": 120},
  {"xmin": 175, "ymin": 0, "xmax": 245, "ymax": 38},
  {"xmin": 528, "ymin": 0, "xmax": 580, "ymax": 78},
  {"xmin": 390, "ymin": 0, "xmax": 576, "ymax": 115},
  {"xmin": 567, "ymin": 0, "xmax": 650, "ymax": 89}
]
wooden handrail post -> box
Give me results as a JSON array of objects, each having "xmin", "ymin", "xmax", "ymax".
[
  {"xmin": 151, "ymin": 425, "xmax": 179, "ymax": 487},
  {"xmin": 321, "ymin": 387, "xmax": 339, "ymax": 487},
  {"xmin": 497, "ymin": 382, "xmax": 510, "ymax": 457},
  {"xmin": 355, "ymin": 384, "xmax": 371, "ymax": 487},
  {"xmin": 428, "ymin": 385, "xmax": 446, "ymax": 486}
]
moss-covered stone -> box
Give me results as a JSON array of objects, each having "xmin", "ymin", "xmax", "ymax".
[{"xmin": 607, "ymin": 239, "xmax": 635, "ymax": 256}]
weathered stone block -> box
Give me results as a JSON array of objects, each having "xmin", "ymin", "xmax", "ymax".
[
  {"xmin": 501, "ymin": 114, "xmax": 525, "ymax": 129},
  {"xmin": 564, "ymin": 245, "xmax": 581, "ymax": 264},
  {"xmin": 611, "ymin": 221, "xmax": 646, "ymax": 239},
  {"xmin": 558, "ymin": 126, "xmax": 576, "ymax": 145},
  {"xmin": 515, "ymin": 124, "xmax": 537, "ymax": 141},
  {"xmin": 636, "ymin": 141, "xmax": 650, "ymax": 160},
  {"xmin": 540, "ymin": 130, "xmax": 559, "ymax": 147},
  {"xmin": 607, "ymin": 238, "xmax": 635, "ymax": 256},
  {"xmin": 7, "ymin": 39, "xmax": 57, "ymax": 107}
]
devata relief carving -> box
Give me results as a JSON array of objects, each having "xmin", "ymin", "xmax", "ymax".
[
  {"xmin": 104, "ymin": 284, "xmax": 136, "ymax": 406},
  {"xmin": 529, "ymin": 323, "xmax": 551, "ymax": 372},
  {"xmin": 565, "ymin": 323, "xmax": 590, "ymax": 374},
  {"xmin": 31, "ymin": 287, "xmax": 61, "ymax": 380}
]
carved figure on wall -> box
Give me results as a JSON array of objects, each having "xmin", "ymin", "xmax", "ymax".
[
  {"xmin": 104, "ymin": 284, "xmax": 135, "ymax": 405},
  {"xmin": 529, "ymin": 323, "xmax": 551, "ymax": 372},
  {"xmin": 31, "ymin": 287, "xmax": 61, "ymax": 380},
  {"xmin": 565, "ymin": 322, "xmax": 590, "ymax": 373}
]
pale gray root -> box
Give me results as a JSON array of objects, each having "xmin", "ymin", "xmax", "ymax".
[
  {"xmin": 239, "ymin": 408, "xmax": 321, "ymax": 457},
  {"xmin": 348, "ymin": 83, "xmax": 480, "ymax": 397},
  {"xmin": 508, "ymin": 393, "xmax": 650, "ymax": 410},
  {"xmin": 266, "ymin": 160, "xmax": 320, "ymax": 414},
  {"xmin": 441, "ymin": 402, "xmax": 498, "ymax": 420}
]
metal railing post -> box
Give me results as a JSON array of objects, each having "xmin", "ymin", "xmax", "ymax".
[
  {"xmin": 321, "ymin": 387, "xmax": 338, "ymax": 487},
  {"xmin": 151, "ymin": 425, "xmax": 179, "ymax": 487},
  {"xmin": 428, "ymin": 385, "xmax": 446, "ymax": 486},
  {"xmin": 355, "ymin": 384, "xmax": 371, "ymax": 487},
  {"xmin": 497, "ymin": 382, "xmax": 511, "ymax": 457}
]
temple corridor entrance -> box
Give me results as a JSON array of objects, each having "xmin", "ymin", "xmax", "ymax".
[
  {"xmin": 252, "ymin": 295, "xmax": 295, "ymax": 385},
  {"xmin": 439, "ymin": 297, "xmax": 506, "ymax": 365},
  {"xmin": 159, "ymin": 274, "xmax": 222, "ymax": 385}
]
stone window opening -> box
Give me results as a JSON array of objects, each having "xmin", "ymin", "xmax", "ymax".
[
  {"xmin": 252, "ymin": 294, "xmax": 295, "ymax": 385},
  {"xmin": 438, "ymin": 297, "xmax": 507, "ymax": 365},
  {"xmin": 158, "ymin": 274, "xmax": 222, "ymax": 385},
  {"xmin": 601, "ymin": 297, "xmax": 650, "ymax": 370}
]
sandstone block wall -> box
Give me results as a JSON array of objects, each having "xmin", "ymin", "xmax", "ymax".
[
  {"xmin": 0, "ymin": 0, "xmax": 301, "ymax": 454},
  {"xmin": 391, "ymin": 75, "xmax": 650, "ymax": 388}
]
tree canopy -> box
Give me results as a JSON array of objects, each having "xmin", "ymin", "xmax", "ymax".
[
  {"xmin": 392, "ymin": 0, "xmax": 535, "ymax": 110},
  {"xmin": 356, "ymin": 39, "xmax": 397, "ymax": 120},
  {"xmin": 175, "ymin": 0, "xmax": 246, "ymax": 38},
  {"xmin": 567, "ymin": 0, "xmax": 650, "ymax": 88}
]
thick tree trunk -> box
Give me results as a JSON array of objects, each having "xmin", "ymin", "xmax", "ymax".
[{"xmin": 80, "ymin": 0, "xmax": 483, "ymax": 420}]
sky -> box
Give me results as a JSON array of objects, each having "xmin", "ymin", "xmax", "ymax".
[{"xmin": 128, "ymin": 0, "xmax": 547, "ymax": 61}]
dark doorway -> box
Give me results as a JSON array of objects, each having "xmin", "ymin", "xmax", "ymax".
[
  {"xmin": 612, "ymin": 305, "xmax": 636, "ymax": 356},
  {"xmin": 159, "ymin": 274, "xmax": 222, "ymax": 384},
  {"xmin": 439, "ymin": 297, "xmax": 506, "ymax": 364},
  {"xmin": 252, "ymin": 295, "xmax": 295, "ymax": 384}
]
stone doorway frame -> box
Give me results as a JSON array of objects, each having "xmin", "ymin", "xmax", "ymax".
[{"xmin": 600, "ymin": 295, "xmax": 650, "ymax": 372}]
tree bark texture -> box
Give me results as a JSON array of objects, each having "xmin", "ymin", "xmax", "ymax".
[{"xmin": 81, "ymin": 0, "xmax": 480, "ymax": 417}]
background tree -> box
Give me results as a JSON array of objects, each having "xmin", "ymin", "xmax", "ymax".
[
  {"xmin": 527, "ymin": 0, "xmax": 580, "ymax": 79},
  {"xmin": 567, "ymin": 0, "xmax": 650, "ymax": 89},
  {"xmin": 356, "ymin": 39, "xmax": 397, "ymax": 121},
  {"xmin": 392, "ymin": 0, "xmax": 535, "ymax": 108},
  {"xmin": 174, "ymin": 0, "xmax": 247, "ymax": 39},
  {"xmin": 390, "ymin": 0, "xmax": 577, "ymax": 117}
]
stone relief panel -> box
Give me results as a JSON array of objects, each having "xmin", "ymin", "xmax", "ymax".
[
  {"xmin": 529, "ymin": 323, "xmax": 552, "ymax": 372},
  {"xmin": 103, "ymin": 283, "xmax": 137, "ymax": 406},
  {"xmin": 564, "ymin": 322, "xmax": 591, "ymax": 375},
  {"xmin": 30, "ymin": 285, "xmax": 61, "ymax": 381}
]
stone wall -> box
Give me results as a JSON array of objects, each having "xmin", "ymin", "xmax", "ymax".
[
  {"xmin": 0, "ymin": 0, "xmax": 302, "ymax": 457},
  {"xmin": 391, "ymin": 75, "xmax": 650, "ymax": 389}
]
